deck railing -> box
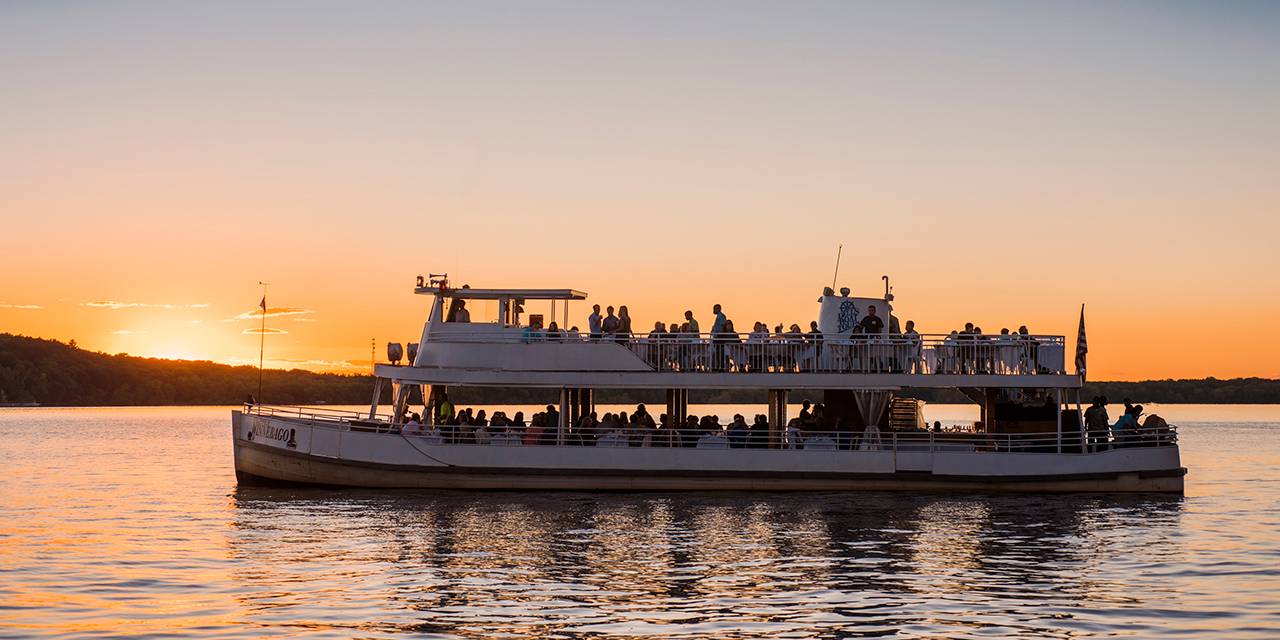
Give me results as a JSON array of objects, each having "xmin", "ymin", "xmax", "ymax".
[
  {"xmin": 246, "ymin": 404, "xmax": 395, "ymax": 425},
  {"xmin": 425, "ymin": 329, "xmax": 1068, "ymax": 375},
  {"xmin": 244, "ymin": 406, "xmax": 1175, "ymax": 454}
]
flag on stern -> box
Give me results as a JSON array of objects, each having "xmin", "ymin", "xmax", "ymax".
[{"xmin": 1075, "ymin": 304, "xmax": 1087, "ymax": 381}]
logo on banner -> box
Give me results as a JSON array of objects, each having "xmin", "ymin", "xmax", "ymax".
[{"xmin": 837, "ymin": 300, "xmax": 860, "ymax": 333}]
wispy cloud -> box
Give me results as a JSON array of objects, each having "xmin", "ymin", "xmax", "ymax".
[
  {"xmin": 187, "ymin": 303, "xmax": 211, "ymax": 308},
  {"xmin": 108, "ymin": 330, "xmax": 147, "ymax": 334},
  {"xmin": 0, "ymin": 302, "xmax": 42, "ymax": 309},
  {"xmin": 85, "ymin": 301, "xmax": 175, "ymax": 309},
  {"xmin": 292, "ymin": 317, "xmax": 317, "ymax": 322},
  {"xmin": 190, "ymin": 320, "xmax": 202, "ymax": 324},
  {"xmin": 230, "ymin": 307, "xmax": 314, "ymax": 321},
  {"xmin": 219, "ymin": 356, "xmax": 361, "ymax": 371},
  {"xmin": 243, "ymin": 327, "xmax": 288, "ymax": 334}
]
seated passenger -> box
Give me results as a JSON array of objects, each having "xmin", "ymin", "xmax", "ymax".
[
  {"xmin": 402, "ymin": 413, "xmax": 423, "ymax": 436},
  {"xmin": 728, "ymin": 414, "xmax": 749, "ymax": 448},
  {"xmin": 835, "ymin": 417, "xmax": 853, "ymax": 450},
  {"xmin": 784, "ymin": 418, "xmax": 803, "ymax": 450},
  {"xmin": 577, "ymin": 411, "xmax": 598, "ymax": 444},
  {"xmin": 1112, "ymin": 406, "xmax": 1138, "ymax": 446},
  {"xmin": 749, "ymin": 414, "xmax": 770, "ymax": 448},
  {"xmin": 683, "ymin": 416, "xmax": 700, "ymax": 448},
  {"xmin": 523, "ymin": 413, "xmax": 545, "ymax": 446},
  {"xmin": 598, "ymin": 412, "xmax": 618, "ymax": 438}
]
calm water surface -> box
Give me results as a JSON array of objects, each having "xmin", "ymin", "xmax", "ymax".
[{"xmin": 1, "ymin": 404, "xmax": 1278, "ymax": 639}]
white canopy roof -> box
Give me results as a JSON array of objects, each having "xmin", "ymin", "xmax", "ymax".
[{"xmin": 414, "ymin": 286, "xmax": 587, "ymax": 300}]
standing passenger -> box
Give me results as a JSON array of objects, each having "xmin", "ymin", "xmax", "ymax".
[
  {"xmin": 1084, "ymin": 396, "xmax": 1111, "ymax": 452},
  {"xmin": 616, "ymin": 306, "xmax": 632, "ymax": 344},
  {"xmin": 602, "ymin": 306, "xmax": 619, "ymax": 337},
  {"xmin": 685, "ymin": 310, "xmax": 700, "ymax": 335},
  {"xmin": 588, "ymin": 304, "xmax": 602, "ymax": 340},
  {"xmin": 858, "ymin": 305, "xmax": 885, "ymax": 334},
  {"xmin": 435, "ymin": 391, "xmax": 454, "ymax": 425},
  {"xmin": 904, "ymin": 320, "xmax": 922, "ymax": 373}
]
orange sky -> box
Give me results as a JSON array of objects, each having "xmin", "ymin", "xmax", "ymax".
[{"xmin": 2, "ymin": 2, "xmax": 1278, "ymax": 380}]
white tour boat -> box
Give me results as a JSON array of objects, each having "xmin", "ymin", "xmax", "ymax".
[{"xmin": 231, "ymin": 276, "xmax": 1185, "ymax": 492}]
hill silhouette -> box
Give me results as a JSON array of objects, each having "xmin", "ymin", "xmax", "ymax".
[{"xmin": 1, "ymin": 333, "xmax": 1276, "ymax": 407}]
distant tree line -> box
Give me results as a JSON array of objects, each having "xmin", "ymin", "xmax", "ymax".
[
  {"xmin": 2, "ymin": 333, "xmax": 1277, "ymax": 406},
  {"xmin": 0, "ymin": 333, "xmax": 387, "ymax": 406}
]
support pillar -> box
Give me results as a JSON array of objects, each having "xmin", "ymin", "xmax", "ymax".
[
  {"xmin": 368, "ymin": 378, "xmax": 386, "ymax": 420},
  {"xmin": 1056, "ymin": 388, "xmax": 1063, "ymax": 454},
  {"xmin": 391, "ymin": 381, "xmax": 413, "ymax": 424},
  {"xmin": 578, "ymin": 388, "xmax": 594, "ymax": 422},
  {"xmin": 567, "ymin": 388, "xmax": 582, "ymax": 441},
  {"xmin": 666, "ymin": 389, "xmax": 689, "ymax": 427},
  {"xmin": 425, "ymin": 385, "xmax": 438, "ymax": 425},
  {"xmin": 768, "ymin": 389, "xmax": 788, "ymax": 449},
  {"xmin": 680, "ymin": 389, "xmax": 688, "ymax": 426},
  {"xmin": 558, "ymin": 388, "xmax": 570, "ymax": 445}
]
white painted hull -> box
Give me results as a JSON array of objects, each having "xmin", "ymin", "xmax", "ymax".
[{"xmin": 231, "ymin": 411, "xmax": 1185, "ymax": 493}]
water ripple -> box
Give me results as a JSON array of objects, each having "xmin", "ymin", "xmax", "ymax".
[{"xmin": 2, "ymin": 406, "xmax": 1280, "ymax": 638}]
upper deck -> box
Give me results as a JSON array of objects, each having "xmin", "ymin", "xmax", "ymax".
[
  {"xmin": 384, "ymin": 326, "xmax": 1076, "ymax": 390},
  {"xmin": 385, "ymin": 279, "xmax": 1080, "ymax": 390}
]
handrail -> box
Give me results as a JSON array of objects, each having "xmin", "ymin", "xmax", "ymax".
[
  {"xmin": 247, "ymin": 406, "xmax": 1177, "ymax": 453},
  {"xmin": 420, "ymin": 330, "xmax": 1069, "ymax": 375},
  {"xmin": 246, "ymin": 404, "xmax": 394, "ymax": 423}
]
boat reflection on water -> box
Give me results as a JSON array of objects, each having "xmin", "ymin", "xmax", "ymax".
[{"xmin": 226, "ymin": 488, "xmax": 1184, "ymax": 637}]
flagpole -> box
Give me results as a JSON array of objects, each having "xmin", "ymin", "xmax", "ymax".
[
  {"xmin": 1075, "ymin": 303, "xmax": 1087, "ymax": 383},
  {"xmin": 831, "ymin": 244, "xmax": 843, "ymax": 290},
  {"xmin": 258, "ymin": 282, "xmax": 269, "ymax": 402}
]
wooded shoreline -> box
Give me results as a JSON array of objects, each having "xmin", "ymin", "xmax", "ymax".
[{"xmin": 3, "ymin": 334, "xmax": 1277, "ymax": 407}]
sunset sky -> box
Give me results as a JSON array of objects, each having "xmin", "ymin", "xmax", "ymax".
[{"xmin": 2, "ymin": 1, "xmax": 1278, "ymax": 380}]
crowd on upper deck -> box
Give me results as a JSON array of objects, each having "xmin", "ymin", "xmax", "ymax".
[{"xmin": 439, "ymin": 297, "xmax": 1062, "ymax": 375}]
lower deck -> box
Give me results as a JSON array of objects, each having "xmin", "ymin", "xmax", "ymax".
[{"xmin": 232, "ymin": 410, "xmax": 1185, "ymax": 493}]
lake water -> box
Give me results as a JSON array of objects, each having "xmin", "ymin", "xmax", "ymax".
[{"xmin": 1, "ymin": 404, "xmax": 1278, "ymax": 639}]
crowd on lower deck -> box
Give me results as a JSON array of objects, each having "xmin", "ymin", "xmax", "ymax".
[{"xmin": 400, "ymin": 399, "xmax": 888, "ymax": 449}]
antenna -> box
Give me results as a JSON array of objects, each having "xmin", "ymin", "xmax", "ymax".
[
  {"xmin": 831, "ymin": 244, "xmax": 843, "ymax": 290},
  {"xmin": 257, "ymin": 281, "xmax": 270, "ymax": 402},
  {"xmin": 882, "ymin": 275, "xmax": 893, "ymax": 301}
]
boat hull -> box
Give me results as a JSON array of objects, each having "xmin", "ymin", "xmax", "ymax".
[{"xmin": 232, "ymin": 411, "xmax": 1185, "ymax": 493}]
